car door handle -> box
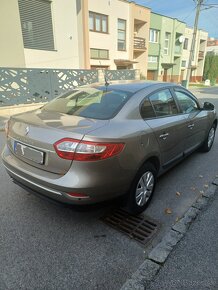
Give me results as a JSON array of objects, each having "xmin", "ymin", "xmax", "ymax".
[
  {"xmin": 188, "ymin": 124, "xmax": 195, "ymax": 129},
  {"xmin": 159, "ymin": 133, "xmax": 169, "ymax": 140}
]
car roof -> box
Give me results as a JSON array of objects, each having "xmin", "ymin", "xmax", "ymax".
[{"xmin": 86, "ymin": 80, "xmax": 178, "ymax": 93}]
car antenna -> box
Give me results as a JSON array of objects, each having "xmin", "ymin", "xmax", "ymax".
[{"xmin": 105, "ymin": 76, "xmax": 110, "ymax": 92}]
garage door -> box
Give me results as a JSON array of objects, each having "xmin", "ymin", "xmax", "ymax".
[{"xmin": 147, "ymin": 70, "xmax": 157, "ymax": 80}]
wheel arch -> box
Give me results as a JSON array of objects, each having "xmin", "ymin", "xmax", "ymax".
[{"xmin": 138, "ymin": 155, "xmax": 160, "ymax": 175}]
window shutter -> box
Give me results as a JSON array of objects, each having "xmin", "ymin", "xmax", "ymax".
[{"xmin": 18, "ymin": 0, "xmax": 55, "ymax": 50}]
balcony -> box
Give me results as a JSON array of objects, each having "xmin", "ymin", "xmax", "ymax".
[
  {"xmin": 174, "ymin": 44, "xmax": 182, "ymax": 55},
  {"xmin": 134, "ymin": 37, "xmax": 146, "ymax": 51},
  {"xmin": 198, "ymin": 51, "xmax": 204, "ymax": 59}
]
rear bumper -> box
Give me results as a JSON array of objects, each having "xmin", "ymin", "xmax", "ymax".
[
  {"xmin": 2, "ymin": 145, "xmax": 131, "ymax": 205},
  {"xmin": 3, "ymin": 163, "xmax": 88, "ymax": 205}
]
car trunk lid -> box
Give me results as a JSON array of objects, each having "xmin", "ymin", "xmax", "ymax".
[{"xmin": 7, "ymin": 109, "xmax": 108, "ymax": 174}]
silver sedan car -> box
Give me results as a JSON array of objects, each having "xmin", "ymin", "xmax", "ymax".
[{"xmin": 2, "ymin": 81, "xmax": 217, "ymax": 214}]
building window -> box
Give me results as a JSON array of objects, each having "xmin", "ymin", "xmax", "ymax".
[
  {"xmin": 164, "ymin": 32, "xmax": 171, "ymax": 55},
  {"xmin": 183, "ymin": 38, "xmax": 188, "ymax": 50},
  {"xmin": 148, "ymin": 56, "xmax": 158, "ymax": 63},
  {"xmin": 18, "ymin": 0, "xmax": 55, "ymax": 50},
  {"xmin": 90, "ymin": 48, "xmax": 109, "ymax": 59},
  {"xmin": 181, "ymin": 60, "xmax": 186, "ymax": 67},
  {"xmin": 149, "ymin": 29, "xmax": 159, "ymax": 43},
  {"xmin": 117, "ymin": 19, "xmax": 126, "ymax": 51},
  {"xmin": 89, "ymin": 12, "xmax": 108, "ymax": 33}
]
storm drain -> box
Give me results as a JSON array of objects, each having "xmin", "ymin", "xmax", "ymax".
[{"xmin": 101, "ymin": 209, "xmax": 160, "ymax": 245}]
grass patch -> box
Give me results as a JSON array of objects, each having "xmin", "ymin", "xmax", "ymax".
[{"xmin": 189, "ymin": 83, "xmax": 208, "ymax": 88}]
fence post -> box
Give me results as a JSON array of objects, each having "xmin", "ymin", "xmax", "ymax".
[
  {"xmin": 135, "ymin": 69, "xmax": 140, "ymax": 80},
  {"xmin": 97, "ymin": 69, "xmax": 105, "ymax": 83}
]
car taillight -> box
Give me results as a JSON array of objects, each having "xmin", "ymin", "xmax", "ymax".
[{"xmin": 54, "ymin": 138, "xmax": 125, "ymax": 161}]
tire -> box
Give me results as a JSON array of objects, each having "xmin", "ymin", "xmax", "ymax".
[
  {"xmin": 125, "ymin": 162, "xmax": 157, "ymax": 215},
  {"xmin": 200, "ymin": 124, "xmax": 216, "ymax": 152}
]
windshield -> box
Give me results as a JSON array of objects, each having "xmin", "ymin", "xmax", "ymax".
[{"xmin": 42, "ymin": 87, "xmax": 133, "ymax": 120}]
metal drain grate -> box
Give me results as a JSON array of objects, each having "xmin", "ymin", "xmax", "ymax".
[{"xmin": 101, "ymin": 209, "xmax": 160, "ymax": 245}]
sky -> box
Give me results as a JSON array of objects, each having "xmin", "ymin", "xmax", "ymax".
[{"xmin": 134, "ymin": 0, "xmax": 218, "ymax": 38}]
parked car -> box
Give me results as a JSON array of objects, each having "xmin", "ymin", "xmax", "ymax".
[{"xmin": 2, "ymin": 81, "xmax": 217, "ymax": 214}]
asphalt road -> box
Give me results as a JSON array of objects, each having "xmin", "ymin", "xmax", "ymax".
[
  {"xmin": 147, "ymin": 189, "xmax": 218, "ymax": 290},
  {"xmin": 0, "ymin": 86, "xmax": 218, "ymax": 290},
  {"xmin": 0, "ymin": 136, "xmax": 143, "ymax": 290}
]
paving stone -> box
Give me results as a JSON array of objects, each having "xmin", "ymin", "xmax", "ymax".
[
  {"xmin": 192, "ymin": 196, "xmax": 209, "ymax": 210},
  {"xmin": 203, "ymin": 184, "xmax": 217, "ymax": 198},
  {"xmin": 147, "ymin": 229, "xmax": 184, "ymax": 264},
  {"xmin": 120, "ymin": 279, "xmax": 145, "ymax": 290},
  {"xmin": 212, "ymin": 177, "xmax": 218, "ymax": 186},
  {"xmin": 148, "ymin": 242, "xmax": 172, "ymax": 264},
  {"xmin": 161, "ymin": 229, "xmax": 184, "ymax": 247},
  {"xmin": 132, "ymin": 259, "xmax": 160, "ymax": 285},
  {"xmin": 172, "ymin": 207, "xmax": 200, "ymax": 234}
]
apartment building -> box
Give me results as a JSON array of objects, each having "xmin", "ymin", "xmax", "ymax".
[
  {"xmin": 147, "ymin": 12, "xmax": 186, "ymax": 82},
  {"xmin": 0, "ymin": 0, "xmax": 208, "ymax": 83},
  {"xmin": 0, "ymin": 0, "xmax": 88, "ymax": 69},
  {"xmin": 0, "ymin": 0, "xmax": 151, "ymax": 76},
  {"xmin": 181, "ymin": 27, "xmax": 208, "ymax": 82},
  {"xmin": 88, "ymin": 0, "xmax": 150, "ymax": 76}
]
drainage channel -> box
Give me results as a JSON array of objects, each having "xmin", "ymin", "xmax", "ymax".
[{"xmin": 101, "ymin": 209, "xmax": 160, "ymax": 246}]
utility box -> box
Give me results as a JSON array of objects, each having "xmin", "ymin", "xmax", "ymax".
[{"xmin": 205, "ymin": 79, "xmax": 210, "ymax": 86}]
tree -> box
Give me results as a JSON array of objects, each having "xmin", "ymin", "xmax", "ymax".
[{"xmin": 203, "ymin": 53, "xmax": 218, "ymax": 84}]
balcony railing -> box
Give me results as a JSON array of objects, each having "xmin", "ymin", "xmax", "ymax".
[
  {"xmin": 134, "ymin": 37, "xmax": 146, "ymax": 50},
  {"xmin": 198, "ymin": 51, "xmax": 204, "ymax": 59}
]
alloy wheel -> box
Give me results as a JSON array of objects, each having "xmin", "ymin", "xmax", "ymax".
[
  {"xmin": 135, "ymin": 171, "xmax": 154, "ymax": 207},
  {"xmin": 208, "ymin": 127, "xmax": 215, "ymax": 148}
]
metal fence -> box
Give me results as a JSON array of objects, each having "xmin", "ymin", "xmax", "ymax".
[
  {"xmin": 0, "ymin": 68, "xmax": 137, "ymax": 106},
  {"xmin": 105, "ymin": 69, "xmax": 136, "ymax": 81}
]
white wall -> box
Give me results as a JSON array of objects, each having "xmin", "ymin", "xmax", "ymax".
[
  {"xmin": 182, "ymin": 27, "xmax": 208, "ymax": 80},
  {"xmin": 24, "ymin": 0, "xmax": 81, "ymax": 69},
  {"xmin": 0, "ymin": 0, "xmax": 25, "ymax": 67},
  {"xmin": 181, "ymin": 27, "xmax": 192, "ymax": 79},
  {"xmin": 88, "ymin": 0, "xmax": 130, "ymax": 69}
]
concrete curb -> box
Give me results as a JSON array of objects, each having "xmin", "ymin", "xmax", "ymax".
[{"xmin": 120, "ymin": 178, "xmax": 218, "ymax": 290}]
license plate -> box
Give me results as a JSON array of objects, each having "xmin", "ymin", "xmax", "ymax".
[{"xmin": 14, "ymin": 141, "xmax": 44, "ymax": 165}]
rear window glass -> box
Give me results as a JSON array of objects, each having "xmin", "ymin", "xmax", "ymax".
[{"xmin": 42, "ymin": 88, "xmax": 132, "ymax": 120}]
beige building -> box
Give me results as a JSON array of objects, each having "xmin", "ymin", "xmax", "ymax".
[
  {"xmin": 88, "ymin": 0, "xmax": 150, "ymax": 76},
  {"xmin": 0, "ymin": 0, "xmax": 88, "ymax": 69},
  {"xmin": 181, "ymin": 27, "xmax": 208, "ymax": 82},
  {"xmin": 0, "ymin": 0, "xmax": 150, "ymax": 76}
]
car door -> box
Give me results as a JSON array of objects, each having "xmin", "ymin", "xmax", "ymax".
[
  {"xmin": 173, "ymin": 88, "xmax": 208, "ymax": 155},
  {"xmin": 141, "ymin": 88, "xmax": 187, "ymax": 168}
]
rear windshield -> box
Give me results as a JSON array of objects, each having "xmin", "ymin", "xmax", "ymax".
[{"xmin": 42, "ymin": 88, "xmax": 133, "ymax": 120}]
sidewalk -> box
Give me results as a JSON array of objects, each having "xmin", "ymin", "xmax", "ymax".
[{"xmin": 147, "ymin": 188, "xmax": 218, "ymax": 290}]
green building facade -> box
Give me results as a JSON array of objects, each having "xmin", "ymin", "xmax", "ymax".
[{"xmin": 147, "ymin": 12, "xmax": 186, "ymax": 82}]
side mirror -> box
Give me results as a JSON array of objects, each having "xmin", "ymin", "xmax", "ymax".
[{"xmin": 203, "ymin": 102, "xmax": 214, "ymax": 111}]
